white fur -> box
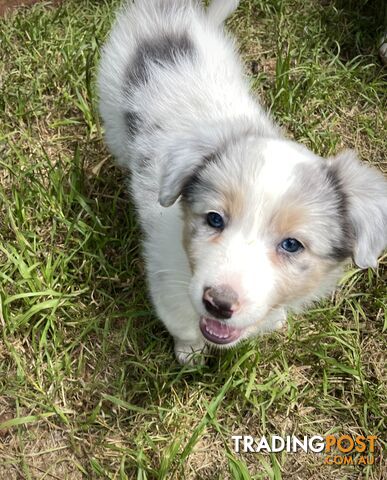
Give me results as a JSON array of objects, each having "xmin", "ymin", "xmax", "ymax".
[{"xmin": 98, "ymin": 0, "xmax": 387, "ymax": 364}]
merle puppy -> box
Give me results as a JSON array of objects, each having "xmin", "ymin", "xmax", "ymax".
[{"xmin": 98, "ymin": 0, "xmax": 387, "ymax": 364}]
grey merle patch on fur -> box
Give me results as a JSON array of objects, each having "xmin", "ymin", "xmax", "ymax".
[
  {"xmin": 124, "ymin": 111, "xmax": 140, "ymax": 137},
  {"xmin": 291, "ymin": 162, "xmax": 354, "ymax": 262},
  {"xmin": 181, "ymin": 155, "xmax": 221, "ymax": 205},
  {"xmin": 325, "ymin": 166, "xmax": 354, "ymax": 261},
  {"xmin": 126, "ymin": 32, "xmax": 195, "ymax": 88}
]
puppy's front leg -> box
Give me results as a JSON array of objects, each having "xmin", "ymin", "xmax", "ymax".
[
  {"xmin": 148, "ymin": 275, "xmax": 205, "ymax": 365},
  {"xmin": 174, "ymin": 338, "xmax": 207, "ymax": 366},
  {"xmin": 273, "ymin": 308, "xmax": 287, "ymax": 330}
]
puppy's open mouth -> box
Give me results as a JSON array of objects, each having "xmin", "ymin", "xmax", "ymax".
[{"xmin": 200, "ymin": 316, "xmax": 244, "ymax": 345}]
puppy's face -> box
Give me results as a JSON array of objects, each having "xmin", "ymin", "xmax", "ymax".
[
  {"xmin": 159, "ymin": 134, "xmax": 387, "ymax": 348},
  {"xmin": 180, "ymin": 138, "xmax": 351, "ymax": 345}
]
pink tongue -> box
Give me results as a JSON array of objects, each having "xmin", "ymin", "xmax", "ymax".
[
  {"xmin": 200, "ymin": 317, "xmax": 243, "ymax": 344},
  {"xmin": 206, "ymin": 318, "xmax": 236, "ymax": 337}
]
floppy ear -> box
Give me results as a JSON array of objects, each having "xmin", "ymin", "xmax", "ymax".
[
  {"xmin": 158, "ymin": 132, "xmax": 216, "ymax": 207},
  {"xmin": 158, "ymin": 121, "xmax": 245, "ymax": 207},
  {"xmin": 157, "ymin": 119, "xmax": 271, "ymax": 207},
  {"xmin": 328, "ymin": 150, "xmax": 387, "ymax": 268}
]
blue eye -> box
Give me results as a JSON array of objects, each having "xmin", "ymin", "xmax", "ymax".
[
  {"xmin": 207, "ymin": 211, "xmax": 224, "ymax": 229},
  {"xmin": 280, "ymin": 238, "xmax": 303, "ymax": 253}
]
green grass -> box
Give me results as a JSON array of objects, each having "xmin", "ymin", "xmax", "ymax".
[{"xmin": 0, "ymin": 0, "xmax": 386, "ymax": 478}]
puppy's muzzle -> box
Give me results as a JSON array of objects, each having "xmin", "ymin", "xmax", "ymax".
[{"xmin": 202, "ymin": 285, "xmax": 239, "ymax": 320}]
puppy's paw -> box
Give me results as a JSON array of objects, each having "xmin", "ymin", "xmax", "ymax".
[
  {"xmin": 174, "ymin": 339, "xmax": 207, "ymax": 366},
  {"xmin": 274, "ymin": 309, "xmax": 287, "ymax": 330}
]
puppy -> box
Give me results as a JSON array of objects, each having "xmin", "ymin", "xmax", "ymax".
[{"xmin": 98, "ymin": 0, "xmax": 387, "ymax": 364}]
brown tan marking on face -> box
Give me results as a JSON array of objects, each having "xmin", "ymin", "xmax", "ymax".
[
  {"xmin": 268, "ymin": 201, "xmax": 340, "ymax": 305},
  {"xmin": 181, "ymin": 204, "xmax": 196, "ymax": 273},
  {"xmin": 268, "ymin": 205, "xmax": 308, "ymax": 268},
  {"xmin": 221, "ymin": 186, "xmax": 246, "ymax": 220},
  {"xmin": 269, "ymin": 205, "xmax": 308, "ymax": 240},
  {"xmin": 268, "ymin": 249, "xmax": 282, "ymax": 268},
  {"xmin": 209, "ymin": 234, "xmax": 222, "ymax": 245},
  {"xmin": 273, "ymin": 256, "xmax": 336, "ymax": 306}
]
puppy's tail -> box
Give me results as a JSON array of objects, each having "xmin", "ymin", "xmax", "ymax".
[{"xmin": 207, "ymin": 0, "xmax": 240, "ymax": 25}]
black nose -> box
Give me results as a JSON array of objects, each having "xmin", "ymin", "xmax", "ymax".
[{"xmin": 202, "ymin": 285, "xmax": 239, "ymax": 320}]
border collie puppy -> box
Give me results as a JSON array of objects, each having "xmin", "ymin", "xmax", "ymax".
[{"xmin": 98, "ymin": 0, "xmax": 387, "ymax": 364}]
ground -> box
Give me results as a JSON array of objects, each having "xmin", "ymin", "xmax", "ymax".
[{"xmin": 0, "ymin": 0, "xmax": 386, "ymax": 479}]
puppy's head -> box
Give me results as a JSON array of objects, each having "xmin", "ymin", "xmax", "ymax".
[{"xmin": 158, "ymin": 127, "xmax": 387, "ymax": 347}]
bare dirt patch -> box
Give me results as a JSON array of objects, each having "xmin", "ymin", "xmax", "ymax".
[{"xmin": 0, "ymin": 0, "xmax": 61, "ymax": 16}]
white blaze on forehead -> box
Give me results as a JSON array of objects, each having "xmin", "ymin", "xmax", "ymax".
[
  {"xmin": 215, "ymin": 232, "xmax": 276, "ymax": 308},
  {"xmin": 258, "ymin": 139, "xmax": 317, "ymax": 197}
]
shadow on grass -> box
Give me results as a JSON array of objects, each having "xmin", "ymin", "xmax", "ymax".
[{"xmin": 320, "ymin": 0, "xmax": 387, "ymax": 60}]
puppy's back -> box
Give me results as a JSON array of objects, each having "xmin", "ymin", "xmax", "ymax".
[{"xmin": 98, "ymin": 0, "xmax": 248, "ymax": 165}]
